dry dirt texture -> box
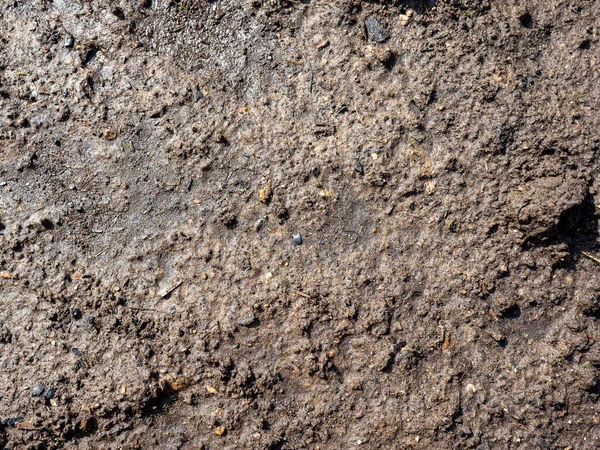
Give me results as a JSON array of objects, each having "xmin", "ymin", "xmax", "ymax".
[{"xmin": 1, "ymin": 0, "xmax": 600, "ymax": 449}]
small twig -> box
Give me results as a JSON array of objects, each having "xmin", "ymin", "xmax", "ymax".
[
  {"xmin": 577, "ymin": 424, "xmax": 597, "ymax": 447},
  {"xmin": 126, "ymin": 306, "xmax": 170, "ymax": 315},
  {"xmin": 173, "ymin": 1, "xmax": 196, "ymax": 18},
  {"xmin": 582, "ymin": 251, "xmax": 600, "ymax": 265},
  {"xmin": 159, "ymin": 281, "xmax": 183, "ymax": 298},
  {"xmin": 93, "ymin": 247, "xmax": 108, "ymax": 258}
]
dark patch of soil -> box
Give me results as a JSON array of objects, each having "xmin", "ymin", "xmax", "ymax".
[{"xmin": 1, "ymin": 0, "xmax": 600, "ymax": 449}]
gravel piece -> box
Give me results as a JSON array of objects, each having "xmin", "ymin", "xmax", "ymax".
[
  {"xmin": 44, "ymin": 388, "xmax": 56, "ymax": 400},
  {"xmin": 32, "ymin": 383, "xmax": 45, "ymax": 397},
  {"xmin": 365, "ymin": 17, "xmax": 390, "ymax": 43},
  {"xmin": 237, "ymin": 315, "xmax": 256, "ymax": 327}
]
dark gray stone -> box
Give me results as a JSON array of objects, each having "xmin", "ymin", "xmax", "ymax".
[{"xmin": 365, "ymin": 17, "xmax": 390, "ymax": 43}]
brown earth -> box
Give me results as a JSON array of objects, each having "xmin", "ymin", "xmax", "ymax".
[{"xmin": 1, "ymin": 0, "xmax": 600, "ymax": 449}]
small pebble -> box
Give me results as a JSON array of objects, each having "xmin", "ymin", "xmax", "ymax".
[
  {"xmin": 3, "ymin": 417, "xmax": 23, "ymax": 427},
  {"xmin": 103, "ymin": 129, "xmax": 118, "ymax": 140},
  {"xmin": 44, "ymin": 388, "xmax": 56, "ymax": 400},
  {"xmin": 194, "ymin": 86, "xmax": 203, "ymax": 102},
  {"xmin": 125, "ymin": 80, "xmax": 132, "ymax": 89},
  {"xmin": 237, "ymin": 315, "xmax": 256, "ymax": 327},
  {"xmin": 293, "ymin": 233, "xmax": 303, "ymax": 245},
  {"xmin": 32, "ymin": 383, "xmax": 45, "ymax": 397},
  {"xmin": 64, "ymin": 35, "xmax": 75, "ymax": 48},
  {"xmin": 258, "ymin": 180, "xmax": 273, "ymax": 204},
  {"xmin": 168, "ymin": 306, "xmax": 177, "ymax": 314},
  {"xmin": 71, "ymin": 308, "xmax": 82, "ymax": 319},
  {"xmin": 365, "ymin": 16, "xmax": 390, "ymax": 43},
  {"xmin": 354, "ymin": 160, "xmax": 364, "ymax": 175}
]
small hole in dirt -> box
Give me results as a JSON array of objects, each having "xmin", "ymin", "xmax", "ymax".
[
  {"xmin": 222, "ymin": 215, "xmax": 237, "ymax": 229},
  {"xmin": 584, "ymin": 301, "xmax": 600, "ymax": 320},
  {"xmin": 76, "ymin": 417, "xmax": 98, "ymax": 437},
  {"xmin": 40, "ymin": 218, "xmax": 54, "ymax": 230},
  {"xmin": 0, "ymin": 222, "xmax": 5, "ymax": 232},
  {"xmin": 487, "ymin": 223, "xmax": 499, "ymax": 235},
  {"xmin": 112, "ymin": 7, "xmax": 125, "ymax": 19},
  {"xmin": 268, "ymin": 439, "xmax": 287, "ymax": 450},
  {"xmin": 503, "ymin": 304, "xmax": 521, "ymax": 319},
  {"xmin": 586, "ymin": 310, "xmax": 600, "ymax": 320},
  {"xmin": 519, "ymin": 12, "xmax": 533, "ymax": 29},
  {"xmin": 580, "ymin": 39, "xmax": 591, "ymax": 50},
  {"xmin": 218, "ymin": 135, "xmax": 230, "ymax": 146},
  {"xmin": 84, "ymin": 46, "xmax": 98, "ymax": 65},
  {"xmin": 498, "ymin": 338, "xmax": 508, "ymax": 348},
  {"xmin": 382, "ymin": 361, "xmax": 394, "ymax": 374},
  {"xmin": 587, "ymin": 379, "xmax": 600, "ymax": 396},
  {"xmin": 383, "ymin": 52, "xmax": 397, "ymax": 72},
  {"xmin": 524, "ymin": 192, "xmax": 599, "ymax": 257}
]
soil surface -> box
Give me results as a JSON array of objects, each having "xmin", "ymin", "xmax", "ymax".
[{"xmin": 1, "ymin": 1, "xmax": 600, "ymax": 449}]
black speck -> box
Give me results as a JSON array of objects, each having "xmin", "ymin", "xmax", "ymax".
[
  {"xmin": 40, "ymin": 218, "xmax": 54, "ymax": 230},
  {"xmin": 519, "ymin": 12, "xmax": 533, "ymax": 29}
]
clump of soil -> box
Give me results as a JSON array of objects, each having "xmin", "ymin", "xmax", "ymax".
[{"xmin": 1, "ymin": 0, "xmax": 600, "ymax": 449}]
